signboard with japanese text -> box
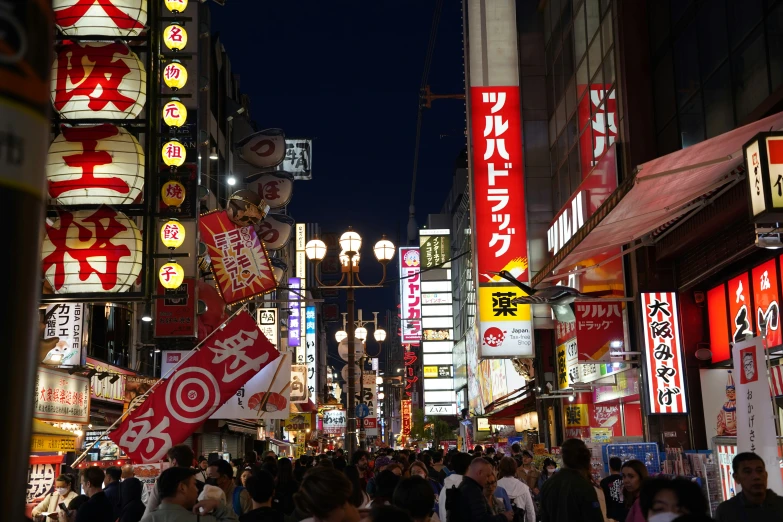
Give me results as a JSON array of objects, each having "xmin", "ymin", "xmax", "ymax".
[
  {"xmin": 30, "ymin": 433, "xmax": 76, "ymax": 453},
  {"xmin": 154, "ymin": 278, "xmax": 196, "ymax": 338},
  {"xmin": 211, "ymin": 350, "xmax": 291, "ymax": 420},
  {"xmin": 284, "ymin": 412, "xmax": 314, "ymax": 432},
  {"xmin": 305, "ymin": 306, "xmax": 317, "ymax": 400},
  {"xmin": 728, "ymin": 273, "xmax": 753, "ymax": 346},
  {"xmin": 290, "ymin": 364, "xmax": 308, "ymax": 403},
  {"xmin": 419, "ymin": 233, "xmax": 450, "ymax": 269},
  {"xmin": 255, "ymin": 213, "xmax": 295, "ymax": 251},
  {"xmin": 556, "ymin": 337, "xmax": 579, "ymax": 390},
  {"xmin": 43, "ymin": 303, "xmax": 84, "ymax": 367},
  {"xmin": 288, "ymin": 278, "xmax": 301, "ymax": 349},
  {"xmin": 401, "ymin": 399, "xmax": 412, "ymax": 436},
  {"xmin": 86, "ymin": 358, "xmax": 133, "ymax": 404},
  {"xmin": 110, "ymin": 312, "xmax": 279, "ymax": 462},
  {"xmin": 641, "ymin": 293, "xmax": 688, "ymax": 414},
  {"xmin": 399, "ymin": 248, "xmax": 422, "ymax": 344},
  {"xmin": 404, "ymin": 346, "xmax": 418, "ymax": 400},
  {"xmin": 478, "ymin": 285, "xmax": 533, "ymax": 357},
  {"xmin": 578, "ymin": 85, "xmax": 617, "ymax": 181},
  {"xmin": 257, "ymin": 308, "xmax": 278, "ymax": 348},
  {"xmin": 322, "ymin": 410, "xmax": 346, "ymax": 435},
  {"xmin": 732, "ymin": 337, "xmax": 783, "ymax": 493},
  {"xmin": 277, "ymin": 139, "xmax": 312, "ymax": 180},
  {"xmin": 751, "ymin": 258, "xmax": 781, "ymax": 347},
  {"xmin": 158, "ymin": 158, "xmax": 198, "ymax": 220},
  {"xmin": 84, "ymin": 429, "xmax": 125, "ymax": 460},
  {"xmin": 743, "ymin": 133, "xmax": 783, "ymax": 223},
  {"xmin": 33, "ymin": 368, "xmax": 90, "ymax": 423},
  {"xmin": 160, "ymin": 350, "xmax": 186, "ymax": 376},
  {"xmin": 199, "ymin": 211, "xmax": 277, "ymax": 305},
  {"xmin": 249, "ymin": 172, "xmax": 294, "ymax": 210},
  {"xmin": 575, "ymin": 301, "xmax": 624, "ymax": 362},
  {"xmin": 26, "ymin": 456, "xmax": 64, "ymax": 505}
]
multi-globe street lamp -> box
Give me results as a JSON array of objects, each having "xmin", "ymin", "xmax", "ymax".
[{"xmin": 305, "ymin": 228, "xmax": 394, "ymax": 457}]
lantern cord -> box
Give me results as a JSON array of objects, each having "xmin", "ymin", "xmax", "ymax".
[{"xmin": 71, "ymin": 303, "xmax": 248, "ymax": 467}]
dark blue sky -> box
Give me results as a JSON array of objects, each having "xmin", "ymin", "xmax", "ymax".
[{"xmin": 210, "ymin": 1, "xmax": 466, "ymax": 332}]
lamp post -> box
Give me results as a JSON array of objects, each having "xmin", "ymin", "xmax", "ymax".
[{"xmin": 305, "ymin": 228, "xmax": 394, "ymax": 458}]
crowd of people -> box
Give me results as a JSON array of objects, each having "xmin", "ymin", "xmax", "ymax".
[{"xmin": 31, "ymin": 439, "xmax": 782, "ymax": 522}]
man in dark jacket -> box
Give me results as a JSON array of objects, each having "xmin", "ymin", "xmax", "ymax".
[
  {"xmin": 540, "ymin": 439, "xmax": 603, "ymax": 522},
  {"xmin": 449, "ymin": 458, "xmax": 512, "ymax": 522},
  {"xmin": 715, "ymin": 452, "xmax": 783, "ymax": 522},
  {"xmin": 240, "ymin": 471, "xmax": 283, "ymax": 522},
  {"xmin": 119, "ymin": 477, "xmax": 146, "ymax": 522},
  {"xmin": 75, "ymin": 467, "xmax": 115, "ymax": 522},
  {"xmin": 104, "ymin": 466, "xmax": 122, "ymax": 517}
]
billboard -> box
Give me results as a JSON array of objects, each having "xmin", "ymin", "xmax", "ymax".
[
  {"xmin": 399, "ymin": 247, "xmax": 422, "ymax": 345},
  {"xmin": 641, "ymin": 292, "xmax": 687, "ymax": 414}
]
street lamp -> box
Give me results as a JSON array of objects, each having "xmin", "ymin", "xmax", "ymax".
[
  {"xmin": 304, "ymin": 227, "xmax": 394, "ymax": 458},
  {"xmin": 335, "ymin": 330, "xmax": 348, "ymax": 343}
]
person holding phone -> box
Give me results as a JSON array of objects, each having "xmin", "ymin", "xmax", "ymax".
[{"xmin": 31, "ymin": 474, "xmax": 78, "ymax": 522}]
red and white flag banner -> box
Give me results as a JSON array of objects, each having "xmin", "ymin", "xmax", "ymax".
[{"xmin": 110, "ymin": 312, "xmax": 279, "ymax": 463}]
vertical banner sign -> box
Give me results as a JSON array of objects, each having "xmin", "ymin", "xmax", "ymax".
[
  {"xmin": 401, "ymin": 399, "xmax": 412, "ymax": 437},
  {"xmin": 751, "ymin": 259, "xmax": 781, "ymax": 347},
  {"xmin": 728, "ymin": 273, "xmax": 753, "ymax": 344},
  {"xmin": 290, "ymin": 364, "xmax": 308, "ymax": 403},
  {"xmin": 288, "ymin": 277, "xmax": 301, "ymax": 352},
  {"xmin": 278, "ymin": 139, "xmax": 313, "ymax": 180},
  {"xmin": 305, "ymin": 306, "xmax": 317, "ymax": 401},
  {"xmin": 399, "ymin": 247, "xmax": 422, "ymax": 344},
  {"xmin": 575, "ymin": 302, "xmax": 624, "ymax": 362},
  {"xmin": 641, "ymin": 293, "xmax": 688, "ymax": 414},
  {"xmin": 257, "ymin": 308, "xmax": 278, "ymax": 348},
  {"xmin": 420, "ymin": 234, "xmax": 450, "ymax": 269},
  {"xmin": 732, "ymin": 337, "xmax": 783, "ymax": 493},
  {"xmin": 43, "ymin": 303, "xmax": 84, "ymax": 367},
  {"xmin": 110, "ymin": 312, "xmax": 279, "ymax": 462},
  {"xmin": 555, "ymin": 320, "xmax": 578, "ymax": 390},
  {"xmin": 404, "ymin": 346, "xmax": 418, "ymax": 399},
  {"xmin": 295, "ymin": 224, "xmax": 307, "ymax": 359}
]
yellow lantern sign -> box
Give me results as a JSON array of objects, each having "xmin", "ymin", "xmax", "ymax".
[
  {"xmin": 162, "ymin": 100, "xmax": 187, "ymax": 127},
  {"xmin": 160, "ymin": 220, "xmax": 186, "ymax": 249},
  {"xmin": 159, "ymin": 262, "xmax": 185, "ymax": 289},
  {"xmin": 163, "ymin": 62, "xmax": 187, "ymax": 90},
  {"xmin": 163, "ymin": 24, "xmax": 188, "ymax": 51},
  {"xmin": 164, "ymin": 0, "xmax": 188, "ymax": 13},
  {"xmin": 161, "ymin": 180, "xmax": 186, "ymax": 207},
  {"xmin": 162, "ymin": 140, "xmax": 186, "ymax": 167}
]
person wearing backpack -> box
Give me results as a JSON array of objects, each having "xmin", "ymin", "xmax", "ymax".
[
  {"xmin": 207, "ymin": 459, "xmax": 252, "ymax": 516},
  {"xmin": 438, "ymin": 452, "xmax": 473, "ymax": 522}
]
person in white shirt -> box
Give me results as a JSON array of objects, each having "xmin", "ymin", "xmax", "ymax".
[
  {"xmin": 496, "ymin": 457, "xmax": 536, "ymax": 522},
  {"xmin": 32, "ymin": 474, "xmax": 79, "ymax": 522}
]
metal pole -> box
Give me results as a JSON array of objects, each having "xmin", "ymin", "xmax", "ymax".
[{"xmin": 346, "ymin": 267, "xmax": 356, "ymax": 458}]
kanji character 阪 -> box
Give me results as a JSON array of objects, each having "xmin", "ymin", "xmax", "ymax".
[
  {"xmin": 209, "ymin": 328, "xmax": 270, "ymax": 383},
  {"xmin": 118, "ymin": 408, "xmax": 172, "ymax": 463},
  {"xmin": 650, "ymin": 321, "xmax": 673, "ymax": 339}
]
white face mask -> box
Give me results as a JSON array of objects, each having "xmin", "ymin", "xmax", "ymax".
[
  {"xmin": 56, "ymin": 488, "xmax": 69, "ymax": 496},
  {"xmin": 648, "ymin": 512, "xmax": 680, "ymax": 522}
]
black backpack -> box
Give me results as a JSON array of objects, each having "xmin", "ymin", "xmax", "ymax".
[{"xmin": 445, "ymin": 483, "xmax": 462, "ymax": 517}]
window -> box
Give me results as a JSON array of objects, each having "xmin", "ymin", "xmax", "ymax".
[
  {"xmin": 732, "ymin": 31, "xmax": 769, "ymax": 122},
  {"xmin": 588, "ymin": 34, "xmax": 602, "ymax": 82},
  {"xmin": 563, "ymin": 30, "xmax": 575, "ymax": 79},
  {"xmin": 727, "ymin": 0, "xmax": 763, "ymax": 51},
  {"xmin": 586, "ymin": 0, "xmax": 601, "ymax": 43},
  {"xmin": 657, "ymin": 118, "xmax": 680, "ymax": 157},
  {"xmin": 703, "ymin": 63, "xmax": 734, "ymax": 138},
  {"xmin": 673, "ymin": 22, "xmax": 700, "ymax": 108},
  {"xmin": 574, "ymin": 4, "xmax": 587, "ymax": 62},
  {"xmin": 648, "ymin": 0, "xmax": 670, "ymax": 54}
]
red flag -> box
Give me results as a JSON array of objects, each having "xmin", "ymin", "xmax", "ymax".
[{"xmin": 109, "ymin": 312, "xmax": 279, "ymax": 463}]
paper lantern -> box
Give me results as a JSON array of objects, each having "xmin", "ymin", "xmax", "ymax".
[
  {"xmin": 51, "ymin": 42, "xmax": 146, "ymax": 120},
  {"xmin": 159, "ymin": 261, "xmax": 184, "ymax": 289},
  {"xmin": 249, "ymin": 171, "xmax": 294, "ymax": 209},
  {"xmin": 162, "ymin": 140, "xmax": 186, "ymax": 167},
  {"xmin": 514, "ymin": 415, "xmax": 525, "ymax": 432},
  {"xmin": 236, "ymin": 128, "xmax": 286, "ymax": 169},
  {"xmin": 163, "ymin": 62, "xmax": 187, "ymax": 90},
  {"xmin": 54, "ymin": 0, "xmax": 148, "ymax": 37},
  {"xmin": 254, "ymin": 213, "xmax": 294, "ymax": 250},
  {"xmin": 162, "ymin": 100, "xmax": 187, "ymax": 127},
  {"xmin": 47, "ymin": 124, "xmax": 144, "ymax": 205},
  {"xmin": 163, "ymin": 24, "xmax": 187, "ymax": 51},
  {"xmin": 42, "ymin": 206, "xmax": 143, "ymax": 294},
  {"xmin": 160, "ymin": 220, "xmax": 185, "ymax": 249},
  {"xmin": 164, "ymin": 0, "xmax": 187, "ymax": 12},
  {"xmin": 161, "ymin": 180, "xmax": 186, "ymax": 207}
]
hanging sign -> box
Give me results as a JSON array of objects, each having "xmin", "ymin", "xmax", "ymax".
[
  {"xmin": 751, "ymin": 258, "xmax": 781, "ymax": 347},
  {"xmin": 323, "ymin": 410, "xmax": 346, "ymax": 435},
  {"xmin": 163, "ymin": 62, "xmax": 187, "ymax": 90},
  {"xmin": 163, "ymin": 24, "xmax": 187, "ymax": 51},
  {"xmin": 42, "ymin": 303, "xmax": 85, "ymax": 367},
  {"xmin": 399, "ymin": 247, "xmax": 422, "ymax": 344},
  {"xmin": 420, "ymin": 234, "xmax": 450, "ymax": 269},
  {"xmin": 54, "ymin": 0, "xmax": 148, "ymax": 37},
  {"xmin": 288, "ymin": 277, "xmax": 301, "ymax": 348},
  {"xmin": 743, "ymin": 132, "xmax": 783, "ymax": 223},
  {"xmin": 276, "ymin": 139, "xmax": 312, "ymax": 180},
  {"xmin": 249, "ymin": 171, "xmax": 294, "ymax": 209},
  {"xmin": 478, "ymin": 285, "xmax": 533, "ymax": 357},
  {"xmin": 154, "ymin": 278, "xmax": 197, "ymax": 338},
  {"xmin": 159, "ymin": 261, "xmax": 185, "ymax": 290},
  {"xmin": 290, "ymin": 364, "xmax": 308, "ymax": 403},
  {"xmin": 255, "ymin": 213, "xmax": 295, "ymax": 251},
  {"xmin": 257, "ymin": 308, "xmax": 278, "ymax": 348},
  {"xmin": 237, "ymin": 128, "xmax": 286, "ymax": 169},
  {"xmin": 33, "ymin": 368, "xmax": 90, "ymax": 423},
  {"xmin": 401, "ymin": 399, "xmax": 412, "ymax": 436},
  {"xmin": 575, "ymin": 302, "xmax": 624, "ymax": 362},
  {"xmin": 305, "ymin": 306, "xmax": 317, "ymax": 401},
  {"xmin": 212, "ymin": 351, "xmax": 291, "ymax": 420}
]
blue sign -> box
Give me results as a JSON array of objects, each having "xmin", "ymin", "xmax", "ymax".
[{"xmin": 355, "ymin": 403, "xmax": 369, "ymax": 419}]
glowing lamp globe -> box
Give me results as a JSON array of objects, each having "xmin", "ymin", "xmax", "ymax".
[
  {"xmin": 51, "ymin": 42, "xmax": 147, "ymax": 120},
  {"xmin": 514, "ymin": 415, "xmax": 524, "ymax": 432},
  {"xmin": 54, "ymin": 0, "xmax": 148, "ymax": 37},
  {"xmin": 355, "ymin": 327, "xmax": 368, "ymax": 341},
  {"xmin": 339, "ymin": 229, "xmax": 362, "ymax": 253},
  {"xmin": 162, "ymin": 140, "xmax": 186, "ymax": 167},
  {"xmin": 46, "ymin": 124, "xmax": 145, "ymax": 205},
  {"xmin": 335, "ymin": 330, "xmax": 348, "ymax": 343},
  {"xmin": 163, "ymin": 24, "xmax": 188, "ymax": 51},
  {"xmin": 374, "ymin": 328, "xmax": 387, "ymax": 342},
  {"xmin": 159, "ymin": 262, "xmax": 185, "ymax": 289},
  {"xmin": 163, "ymin": 62, "xmax": 188, "ymax": 90},
  {"xmin": 162, "ymin": 100, "xmax": 187, "ymax": 127},
  {"xmin": 374, "ymin": 237, "xmax": 395, "ymax": 262},
  {"xmin": 164, "ymin": 0, "xmax": 188, "ymax": 12},
  {"xmin": 305, "ymin": 239, "xmax": 327, "ymax": 261},
  {"xmin": 161, "ymin": 180, "xmax": 186, "ymax": 207},
  {"xmin": 160, "ymin": 220, "xmax": 186, "ymax": 249}
]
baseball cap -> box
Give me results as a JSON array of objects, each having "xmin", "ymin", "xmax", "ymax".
[{"xmin": 157, "ymin": 467, "xmax": 199, "ymax": 499}]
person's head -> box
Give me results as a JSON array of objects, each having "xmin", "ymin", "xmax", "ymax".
[
  {"xmin": 344, "ymin": 465, "xmax": 366, "ymax": 508},
  {"xmin": 432, "ymin": 450, "xmax": 443, "ymax": 464},
  {"xmin": 318, "ymin": 457, "xmax": 334, "ymax": 468},
  {"xmin": 511, "ymin": 443, "xmax": 521, "ymax": 455},
  {"xmin": 465, "ymin": 457, "xmax": 495, "ymax": 487},
  {"xmin": 197, "ymin": 456, "xmax": 208, "ymax": 470},
  {"xmin": 66, "ymin": 494, "xmax": 89, "ymax": 522},
  {"xmin": 450, "ymin": 452, "xmax": 474, "ymax": 476},
  {"xmin": 265, "ymin": 451, "xmax": 276, "ymax": 459},
  {"xmin": 81, "ymin": 467, "xmax": 105, "ymax": 496},
  {"xmin": 167, "ymin": 444, "xmax": 194, "ymax": 468},
  {"xmin": 473, "ymin": 445, "xmax": 484, "ymax": 455},
  {"xmin": 386, "ymin": 463, "xmax": 404, "ymax": 477},
  {"xmin": 245, "ymin": 470, "xmax": 276, "ymax": 508},
  {"xmin": 409, "ymin": 461, "xmax": 428, "ymax": 479},
  {"xmin": 352, "ymin": 450, "xmax": 370, "ymax": 471},
  {"xmin": 336, "ymin": 448, "xmax": 345, "ymax": 458},
  {"xmin": 392, "ymin": 476, "xmax": 435, "ymax": 521},
  {"xmin": 542, "ymin": 458, "xmax": 557, "ymax": 477},
  {"xmin": 374, "ymin": 456, "xmax": 392, "ymax": 472},
  {"xmin": 157, "ymin": 467, "xmax": 200, "ymax": 509},
  {"xmin": 609, "ymin": 456, "xmax": 622, "ymax": 474},
  {"xmin": 622, "ymin": 460, "xmax": 649, "ymax": 499},
  {"xmin": 368, "ymin": 504, "xmax": 414, "ymax": 522},
  {"xmin": 334, "ymin": 455, "xmax": 347, "ymax": 472},
  {"xmin": 121, "ymin": 464, "xmax": 134, "ymax": 479},
  {"xmin": 207, "ymin": 459, "xmax": 234, "ymax": 490},
  {"xmin": 294, "ymin": 467, "xmax": 360, "ymax": 522},
  {"xmin": 237, "ymin": 468, "xmax": 252, "ymax": 487},
  {"xmin": 119, "ymin": 477, "xmax": 142, "ymax": 508},
  {"xmin": 521, "ymin": 450, "xmax": 533, "ymax": 466},
  {"xmin": 561, "ymin": 438, "xmax": 591, "ymax": 471},
  {"xmin": 277, "ymin": 457, "xmax": 294, "ymax": 484},
  {"xmin": 639, "ymin": 478, "xmax": 707, "ymax": 521},
  {"xmin": 485, "ymin": 447, "xmax": 496, "ymax": 457},
  {"xmin": 732, "ymin": 452, "xmax": 768, "ymax": 499},
  {"xmin": 104, "ymin": 466, "xmax": 121, "ymax": 486},
  {"xmin": 482, "ymin": 467, "xmax": 498, "ymax": 499},
  {"xmin": 54, "ymin": 474, "xmax": 74, "ymax": 496},
  {"xmin": 244, "ymin": 451, "xmax": 258, "ymax": 466},
  {"xmin": 498, "ymin": 456, "xmax": 518, "ymax": 479},
  {"xmin": 375, "ymin": 469, "xmax": 401, "ymax": 502},
  {"xmin": 418, "ymin": 452, "xmax": 432, "ymax": 467}
]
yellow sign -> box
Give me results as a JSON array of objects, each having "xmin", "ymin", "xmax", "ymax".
[
  {"xmin": 556, "ymin": 339, "xmax": 578, "ymax": 390},
  {"xmin": 590, "ymin": 427, "xmax": 612, "ymax": 443},
  {"xmin": 31, "ymin": 435, "xmax": 75, "ymax": 453},
  {"xmin": 159, "ymin": 262, "xmax": 185, "ymax": 289},
  {"xmin": 423, "ymin": 366, "xmax": 438, "ymax": 378},
  {"xmin": 161, "ymin": 180, "xmax": 186, "ymax": 207},
  {"xmin": 164, "ymin": 0, "xmax": 188, "ymax": 13},
  {"xmin": 162, "ymin": 100, "xmax": 187, "ymax": 127},
  {"xmin": 285, "ymin": 412, "xmax": 313, "ymax": 432},
  {"xmin": 163, "ymin": 24, "xmax": 188, "ymax": 51},
  {"xmin": 478, "ymin": 286, "xmax": 531, "ymax": 321},
  {"xmin": 533, "ymin": 443, "xmax": 547, "ymax": 455},
  {"xmin": 160, "ymin": 220, "xmax": 186, "ymax": 249},
  {"xmin": 564, "ymin": 404, "xmax": 589, "ymax": 427},
  {"xmin": 161, "ymin": 140, "xmax": 186, "ymax": 167},
  {"xmin": 163, "ymin": 62, "xmax": 188, "ymax": 90}
]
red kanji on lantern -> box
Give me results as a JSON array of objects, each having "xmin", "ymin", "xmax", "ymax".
[
  {"xmin": 165, "ymin": 183, "xmax": 183, "ymax": 199},
  {"xmin": 164, "ymin": 65, "xmax": 182, "ymax": 80},
  {"xmin": 164, "ymin": 104, "xmax": 181, "ymax": 119},
  {"xmin": 55, "ymin": 0, "xmax": 145, "ymax": 31},
  {"xmin": 165, "ymin": 143, "xmax": 183, "ymax": 159},
  {"xmin": 163, "ymin": 224, "xmax": 181, "ymax": 241},
  {"xmin": 168, "ymin": 26, "xmax": 183, "ymax": 41},
  {"xmin": 160, "ymin": 265, "xmax": 177, "ymax": 282}
]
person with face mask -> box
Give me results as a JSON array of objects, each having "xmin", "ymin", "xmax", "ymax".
[
  {"xmin": 536, "ymin": 459, "xmax": 558, "ymax": 496},
  {"xmin": 207, "ymin": 459, "xmax": 253, "ymax": 516},
  {"xmin": 639, "ymin": 478, "xmax": 710, "ymax": 522},
  {"xmin": 32, "ymin": 474, "xmax": 78, "ymax": 522}
]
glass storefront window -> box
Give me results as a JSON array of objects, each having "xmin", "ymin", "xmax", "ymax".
[
  {"xmin": 574, "ymin": 4, "xmax": 586, "ymax": 62},
  {"xmin": 88, "ymin": 303, "xmax": 133, "ymax": 369}
]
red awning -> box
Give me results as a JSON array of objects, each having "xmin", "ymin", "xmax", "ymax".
[
  {"xmin": 487, "ymin": 394, "xmax": 535, "ymax": 426},
  {"xmin": 533, "ymin": 111, "xmax": 783, "ymax": 286}
]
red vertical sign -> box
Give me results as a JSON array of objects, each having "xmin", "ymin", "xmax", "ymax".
[
  {"xmin": 707, "ymin": 284, "xmax": 731, "ymax": 363},
  {"xmin": 727, "ymin": 273, "xmax": 753, "ymax": 345},
  {"xmin": 641, "ymin": 292, "xmax": 687, "ymax": 414},
  {"xmin": 751, "ymin": 258, "xmax": 780, "ymax": 347}
]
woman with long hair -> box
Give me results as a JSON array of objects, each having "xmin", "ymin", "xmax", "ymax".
[
  {"xmin": 32, "ymin": 474, "xmax": 78, "ymax": 522},
  {"xmin": 622, "ymin": 460, "xmax": 649, "ymax": 522},
  {"xmin": 274, "ymin": 457, "xmax": 299, "ymax": 516},
  {"xmin": 408, "ymin": 461, "xmax": 442, "ymax": 517},
  {"xmin": 293, "ymin": 467, "xmax": 360, "ymax": 522},
  {"xmin": 344, "ymin": 465, "xmax": 372, "ymax": 509}
]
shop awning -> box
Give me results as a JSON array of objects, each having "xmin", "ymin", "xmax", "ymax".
[
  {"xmin": 219, "ymin": 420, "xmax": 257, "ymax": 435},
  {"xmin": 533, "ymin": 111, "xmax": 783, "ymax": 286},
  {"xmin": 32, "ymin": 419, "xmax": 77, "ymax": 437},
  {"xmin": 31, "ymin": 420, "xmax": 77, "ymax": 453},
  {"xmin": 486, "ymin": 392, "xmax": 535, "ymax": 426}
]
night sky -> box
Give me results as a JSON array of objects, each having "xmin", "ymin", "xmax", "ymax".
[{"xmin": 210, "ymin": 1, "xmax": 466, "ymax": 359}]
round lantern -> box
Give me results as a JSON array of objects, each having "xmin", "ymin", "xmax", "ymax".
[
  {"xmin": 160, "ymin": 220, "xmax": 186, "ymax": 249},
  {"xmin": 51, "ymin": 42, "xmax": 147, "ymax": 120},
  {"xmin": 54, "ymin": 0, "xmax": 148, "ymax": 37},
  {"xmin": 46, "ymin": 124, "xmax": 145, "ymax": 205},
  {"xmin": 42, "ymin": 206, "xmax": 143, "ymax": 294},
  {"xmin": 163, "ymin": 24, "xmax": 188, "ymax": 51},
  {"xmin": 161, "ymin": 180, "xmax": 186, "ymax": 207},
  {"xmin": 162, "ymin": 100, "xmax": 187, "ymax": 127},
  {"xmin": 337, "ymin": 339, "xmax": 365, "ymax": 361},
  {"xmin": 163, "ymin": 62, "xmax": 188, "ymax": 90},
  {"xmin": 162, "ymin": 140, "xmax": 186, "ymax": 167},
  {"xmin": 164, "ymin": 0, "xmax": 188, "ymax": 12},
  {"xmin": 159, "ymin": 262, "xmax": 185, "ymax": 289}
]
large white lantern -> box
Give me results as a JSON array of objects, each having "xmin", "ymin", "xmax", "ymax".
[
  {"xmin": 237, "ymin": 129, "xmax": 286, "ymax": 169},
  {"xmin": 42, "ymin": 206, "xmax": 143, "ymax": 294},
  {"xmin": 54, "ymin": 0, "xmax": 148, "ymax": 37},
  {"xmin": 51, "ymin": 42, "xmax": 147, "ymax": 120},
  {"xmin": 46, "ymin": 124, "xmax": 145, "ymax": 205}
]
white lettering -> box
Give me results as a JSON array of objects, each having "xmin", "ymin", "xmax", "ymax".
[{"xmin": 547, "ymin": 191, "xmax": 587, "ymax": 255}]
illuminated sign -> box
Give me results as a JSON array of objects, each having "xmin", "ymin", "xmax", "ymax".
[
  {"xmin": 54, "ymin": 0, "xmax": 147, "ymax": 37},
  {"xmin": 159, "ymin": 261, "xmax": 184, "ymax": 290},
  {"xmin": 162, "ymin": 100, "xmax": 187, "ymax": 127},
  {"xmin": 163, "ymin": 24, "xmax": 187, "ymax": 51},
  {"xmin": 161, "ymin": 140, "xmax": 186, "ymax": 167},
  {"xmin": 163, "ymin": 62, "xmax": 187, "ymax": 90},
  {"xmin": 288, "ymin": 278, "xmax": 301, "ymax": 348},
  {"xmin": 161, "ymin": 180, "xmax": 186, "ymax": 207},
  {"xmin": 641, "ymin": 292, "xmax": 687, "ymax": 414},
  {"xmin": 160, "ymin": 220, "xmax": 185, "ymax": 249},
  {"xmin": 743, "ymin": 132, "xmax": 783, "ymax": 222},
  {"xmin": 547, "ymin": 191, "xmax": 586, "ymax": 255},
  {"xmin": 478, "ymin": 285, "xmax": 533, "ymax": 357},
  {"xmin": 401, "ymin": 399, "xmax": 412, "ymax": 436},
  {"xmin": 399, "ymin": 247, "xmax": 422, "ymax": 344},
  {"xmin": 305, "ymin": 306, "xmax": 317, "ymax": 400}
]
